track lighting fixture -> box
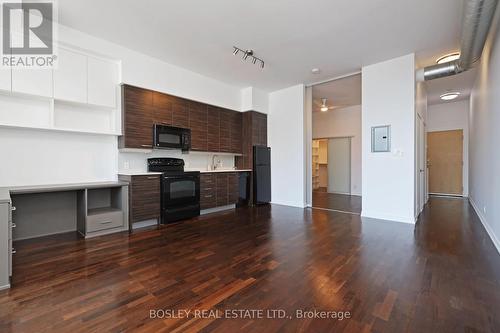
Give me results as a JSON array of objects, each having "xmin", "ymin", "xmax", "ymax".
[{"xmin": 232, "ymin": 46, "xmax": 265, "ymax": 69}]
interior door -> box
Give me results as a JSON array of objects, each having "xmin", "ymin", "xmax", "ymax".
[
  {"xmin": 427, "ymin": 130, "xmax": 463, "ymax": 195},
  {"xmin": 327, "ymin": 138, "xmax": 351, "ymax": 194},
  {"xmin": 417, "ymin": 115, "xmax": 426, "ymax": 212}
]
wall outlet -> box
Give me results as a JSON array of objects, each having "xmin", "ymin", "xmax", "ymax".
[{"xmin": 124, "ymin": 162, "xmax": 130, "ymax": 170}]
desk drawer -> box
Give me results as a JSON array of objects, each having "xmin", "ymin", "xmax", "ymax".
[{"xmin": 87, "ymin": 211, "xmax": 124, "ymax": 233}]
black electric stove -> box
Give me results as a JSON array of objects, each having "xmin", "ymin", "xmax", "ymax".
[{"xmin": 148, "ymin": 158, "xmax": 200, "ymax": 224}]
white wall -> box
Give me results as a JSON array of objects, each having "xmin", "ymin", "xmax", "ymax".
[
  {"xmin": 427, "ymin": 100, "xmax": 469, "ymax": 196},
  {"xmin": 240, "ymin": 87, "xmax": 269, "ymax": 114},
  {"xmin": 0, "ymin": 23, "xmax": 245, "ymax": 187},
  {"xmin": 415, "ymin": 80, "xmax": 428, "ymax": 215},
  {"xmin": 268, "ymin": 84, "xmax": 306, "ymax": 207},
  {"xmin": 312, "ymin": 105, "xmax": 362, "ymax": 195},
  {"xmin": 361, "ymin": 54, "xmax": 416, "ymax": 224},
  {"xmin": 468, "ymin": 6, "xmax": 500, "ymax": 253},
  {"xmin": 0, "ymin": 128, "xmax": 117, "ymax": 186}
]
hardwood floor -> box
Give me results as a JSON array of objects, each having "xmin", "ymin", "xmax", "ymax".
[
  {"xmin": 312, "ymin": 190, "xmax": 362, "ymax": 213},
  {"xmin": 1, "ymin": 197, "xmax": 499, "ymax": 332}
]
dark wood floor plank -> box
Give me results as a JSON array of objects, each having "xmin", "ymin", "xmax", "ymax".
[{"xmin": 0, "ymin": 197, "xmax": 499, "ymax": 332}]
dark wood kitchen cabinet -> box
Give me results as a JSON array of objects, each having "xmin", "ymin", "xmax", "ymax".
[
  {"xmin": 200, "ymin": 172, "xmax": 239, "ymax": 210},
  {"xmin": 118, "ymin": 174, "xmax": 161, "ymax": 227},
  {"xmin": 230, "ymin": 111, "xmax": 243, "ymax": 153},
  {"xmin": 200, "ymin": 173, "xmax": 217, "ymax": 210},
  {"xmin": 120, "ymin": 84, "xmax": 243, "ymax": 153},
  {"xmin": 172, "ymin": 97, "xmax": 189, "ymax": 128},
  {"xmin": 119, "ymin": 85, "xmax": 154, "ymax": 149},
  {"xmin": 219, "ymin": 108, "xmax": 232, "ymax": 153},
  {"xmin": 207, "ymin": 105, "xmax": 220, "ymax": 152},
  {"xmin": 189, "ymin": 101, "xmax": 208, "ymax": 151},
  {"xmin": 237, "ymin": 111, "xmax": 268, "ymax": 170},
  {"xmin": 152, "ymin": 91, "xmax": 173, "ymax": 126}
]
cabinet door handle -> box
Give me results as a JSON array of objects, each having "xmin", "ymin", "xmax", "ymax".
[
  {"xmin": 11, "ymin": 223, "xmax": 16, "ymax": 228},
  {"xmin": 11, "ymin": 206, "xmax": 16, "ymax": 211},
  {"xmin": 204, "ymin": 194, "xmax": 213, "ymax": 198},
  {"xmin": 100, "ymin": 220, "xmax": 113, "ymax": 225},
  {"xmin": 203, "ymin": 187, "xmax": 213, "ymax": 191},
  {"xmin": 147, "ymin": 177, "xmax": 158, "ymax": 180},
  {"xmin": 11, "ymin": 248, "xmax": 16, "ymax": 254}
]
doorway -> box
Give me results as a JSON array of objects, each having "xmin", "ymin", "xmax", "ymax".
[
  {"xmin": 309, "ymin": 74, "xmax": 362, "ymax": 214},
  {"xmin": 427, "ymin": 129, "xmax": 464, "ymax": 196}
]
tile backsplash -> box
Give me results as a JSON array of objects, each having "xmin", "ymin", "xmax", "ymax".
[{"xmin": 118, "ymin": 150, "xmax": 235, "ymax": 173}]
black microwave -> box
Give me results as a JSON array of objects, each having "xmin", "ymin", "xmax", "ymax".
[{"xmin": 153, "ymin": 124, "xmax": 191, "ymax": 151}]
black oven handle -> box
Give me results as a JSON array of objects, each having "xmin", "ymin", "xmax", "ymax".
[{"xmin": 163, "ymin": 175, "xmax": 199, "ymax": 180}]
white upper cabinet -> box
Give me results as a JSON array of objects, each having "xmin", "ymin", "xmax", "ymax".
[
  {"xmin": 10, "ymin": 31, "xmax": 53, "ymax": 98},
  {"xmin": 53, "ymin": 48, "xmax": 87, "ymax": 103},
  {"xmin": 12, "ymin": 67, "xmax": 53, "ymax": 98},
  {"xmin": 87, "ymin": 56, "xmax": 118, "ymax": 108}
]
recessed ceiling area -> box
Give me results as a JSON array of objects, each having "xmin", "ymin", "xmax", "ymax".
[
  {"xmin": 58, "ymin": 0, "xmax": 465, "ymax": 92},
  {"xmin": 312, "ymin": 74, "xmax": 361, "ymax": 112},
  {"xmin": 425, "ymin": 67, "xmax": 477, "ymax": 105}
]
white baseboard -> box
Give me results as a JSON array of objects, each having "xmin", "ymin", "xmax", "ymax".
[
  {"xmin": 361, "ymin": 210, "xmax": 416, "ymax": 224},
  {"xmin": 0, "ymin": 283, "xmax": 10, "ymax": 291},
  {"xmin": 469, "ymin": 197, "xmax": 500, "ymax": 255},
  {"xmin": 270, "ymin": 201, "xmax": 306, "ymax": 209}
]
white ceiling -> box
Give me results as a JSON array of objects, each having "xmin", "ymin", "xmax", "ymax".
[
  {"xmin": 58, "ymin": 0, "xmax": 465, "ymax": 92},
  {"xmin": 425, "ymin": 67, "xmax": 477, "ymax": 105},
  {"xmin": 312, "ymin": 74, "xmax": 361, "ymax": 112}
]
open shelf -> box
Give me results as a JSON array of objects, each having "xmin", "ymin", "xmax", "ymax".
[
  {"xmin": 86, "ymin": 187, "xmax": 124, "ymax": 216},
  {"xmin": 0, "ymin": 90, "xmax": 121, "ymax": 136}
]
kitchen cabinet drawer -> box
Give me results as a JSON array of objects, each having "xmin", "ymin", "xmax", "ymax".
[
  {"xmin": 200, "ymin": 193, "xmax": 217, "ymax": 210},
  {"xmin": 87, "ymin": 210, "xmax": 124, "ymax": 233}
]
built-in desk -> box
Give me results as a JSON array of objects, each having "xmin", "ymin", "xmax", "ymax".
[{"xmin": 0, "ymin": 181, "xmax": 129, "ymax": 290}]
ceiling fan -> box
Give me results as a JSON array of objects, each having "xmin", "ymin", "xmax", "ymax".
[{"xmin": 316, "ymin": 98, "xmax": 338, "ymax": 112}]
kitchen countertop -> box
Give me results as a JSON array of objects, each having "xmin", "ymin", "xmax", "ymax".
[
  {"xmin": 117, "ymin": 171, "xmax": 163, "ymax": 176},
  {"xmin": 186, "ymin": 169, "xmax": 252, "ymax": 173},
  {"xmin": 0, "ymin": 181, "xmax": 129, "ymax": 203},
  {"xmin": 118, "ymin": 169, "xmax": 252, "ymax": 176}
]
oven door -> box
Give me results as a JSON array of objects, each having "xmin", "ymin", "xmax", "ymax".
[
  {"xmin": 162, "ymin": 174, "xmax": 200, "ymax": 207},
  {"xmin": 154, "ymin": 125, "xmax": 189, "ymax": 150}
]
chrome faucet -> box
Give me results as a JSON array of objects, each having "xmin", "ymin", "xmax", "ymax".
[{"xmin": 211, "ymin": 155, "xmax": 221, "ymax": 170}]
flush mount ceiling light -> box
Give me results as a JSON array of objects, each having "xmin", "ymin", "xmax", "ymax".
[
  {"xmin": 232, "ymin": 46, "xmax": 265, "ymax": 69},
  {"xmin": 436, "ymin": 52, "xmax": 460, "ymax": 64},
  {"xmin": 311, "ymin": 68, "xmax": 321, "ymax": 74},
  {"xmin": 440, "ymin": 92, "xmax": 461, "ymax": 101}
]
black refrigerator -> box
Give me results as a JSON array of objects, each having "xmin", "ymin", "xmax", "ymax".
[{"xmin": 253, "ymin": 146, "xmax": 271, "ymax": 204}]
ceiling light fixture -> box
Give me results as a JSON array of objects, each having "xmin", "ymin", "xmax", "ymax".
[
  {"xmin": 232, "ymin": 46, "xmax": 265, "ymax": 69},
  {"xmin": 436, "ymin": 52, "xmax": 460, "ymax": 64},
  {"xmin": 440, "ymin": 92, "xmax": 461, "ymax": 101},
  {"xmin": 320, "ymin": 98, "xmax": 330, "ymax": 112},
  {"xmin": 311, "ymin": 68, "xmax": 321, "ymax": 74}
]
